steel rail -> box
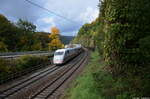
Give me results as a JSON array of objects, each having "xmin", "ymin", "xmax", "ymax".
[
  {"xmin": 0, "ymin": 66, "xmax": 59, "ymax": 98},
  {"xmin": 0, "ymin": 51, "xmax": 84, "ymax": 99},
  {"xmin": 31, "ymin": 51, "xmax": 87, "ymax": 99}
]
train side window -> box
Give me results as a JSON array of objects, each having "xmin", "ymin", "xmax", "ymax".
[{"xmin": 67, "ymin": 51, "xmax": 69, "ymax": 54}]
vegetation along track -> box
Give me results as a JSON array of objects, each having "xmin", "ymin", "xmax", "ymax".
[
  {"xmin": 0, "ymin": 65, "xmax": 60, "ymax": 98},
  {"xmin": 30, "ymin": 50, "xmax": 88, "ymax": 99},
  {"xmin": 0, "ymin": 50, "xmax": 86, "ymax": 99}
]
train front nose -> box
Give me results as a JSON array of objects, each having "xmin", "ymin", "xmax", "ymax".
[{"xmin": 53, "ymin": 56, "xmax": 64, "ymax": 64}]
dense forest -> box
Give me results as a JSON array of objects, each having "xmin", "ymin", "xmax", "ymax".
[
  {"xmin": 73, "ymin": 0, "xmax": 150, "ymax": 97},
  {"xmin": 0, "ymin": 14, "xmax": 73, "ymax": 52}
]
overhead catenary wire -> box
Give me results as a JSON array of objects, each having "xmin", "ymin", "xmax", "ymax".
[{"xmin": 25, "ymin": 0, "xmax": 80, "ymax": 25}]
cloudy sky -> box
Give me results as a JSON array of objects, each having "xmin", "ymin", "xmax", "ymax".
[{"xmin": 0, "ymin": 0, "xmax": 99, "ymax": 36}]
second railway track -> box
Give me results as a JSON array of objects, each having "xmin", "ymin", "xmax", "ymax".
[
  {"xmin": 0, "ymin": 65, "xmax": 59, "ymax": 98},
  {"xmin": 0, "ymin": 50, "xmax": 88, "ymax": 99},
  {"xmin": 31, "ymin": 51, "xmax": 88, "ymax": 99}
]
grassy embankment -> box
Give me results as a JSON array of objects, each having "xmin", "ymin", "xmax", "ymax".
[
  {"xmin": 64, "ymin": 51, "xmax": 143, "ymax": 99},
  {"xmin": 0, "ymin": 55, "xmax": 49, "ymax": 82},
  {"xmin": 64, "ymin": 51, "xmax": 104, "ymax": 99}
]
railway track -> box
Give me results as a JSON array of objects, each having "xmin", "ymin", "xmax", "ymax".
[
  {"xmin": 0, "ymin": 51, "xmax": 53, "ymax": 59},
  {"xmin": 30, "ymin": 51, "xmax": 88, "ymax": 99},
  {"xmin": 0, "ymin": 65, "xmax": 59, "ymax": 98},
  {"xmin": 0, "ymin": 50, "xmax": 86, "ymax": 99}
]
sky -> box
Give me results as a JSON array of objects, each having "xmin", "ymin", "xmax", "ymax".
[{"xmin": 0, "ymin": 0, "xmax": 99, "ymax": 36}]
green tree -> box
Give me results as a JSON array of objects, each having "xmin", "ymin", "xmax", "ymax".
[
  {"xmin": 16, "ymin": 19, "xmax": 37, "ymax": 51},
  {"xmin": 73, "ymin": 19, "xmax": 99, "ymax": 50},
  {"xmin": 0, "ymin": 14, "xmax": 51, "ymax": 52},
  {"xmin": 16, "ymin": 19, "xmax": 36, "ymax": 33},
  {"xmin": 99, "ymin": 0, "xmax": 150, "ymax": 75},
  {"xmin": 0, "ymin": 41, "xmax": 8, "ymax": 52},
  {"xmin": 33, "ymin": 32, "xmax": 50, "ymax": 50},
  {"xmin": 0, "ymin": 14, "xmax": 21, "ymax": 51}
]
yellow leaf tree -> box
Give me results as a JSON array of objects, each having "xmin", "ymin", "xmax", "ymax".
[{"xmin": 48, "ymin": 27, "xmax": 64, "ymax": 50}]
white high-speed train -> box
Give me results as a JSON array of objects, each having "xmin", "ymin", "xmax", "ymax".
[{"xmin": 53, "ymin": 45, "xmax": 82, "ymax": 65}]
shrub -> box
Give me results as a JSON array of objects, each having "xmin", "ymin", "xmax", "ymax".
[
  {"xmin": 93, "ymin": 71, "xmax": 140, "ymax": 98},
  {"xmin": 0, "ymin": 59, "xmax": 13, "ymax": 78},
  {"xmin": 97, "ymin": 0, "xmax": 150, "ymax": 75},
  {"xmin": 0, "ymin": 42, "xmax": 8, "ymax": 52},
  {"xmin": 97, "ymin": 0, "xmax": 150, "ymax": 96},
  {"xmin": 16, "ymin": 55, "xmax": 49, "ymax": 70},
  {"xmin": 0, "ymin": 55, "xmax": 49, "ymax": 84}
]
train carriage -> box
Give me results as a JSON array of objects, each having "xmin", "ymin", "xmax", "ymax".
[{"xmin": 53, "ymin": 44, "xmax": 82, "ymax": 65}]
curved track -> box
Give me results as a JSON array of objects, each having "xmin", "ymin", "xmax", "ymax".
[
  {"xmin": 0, "ymin": 50, "xmax": 88, "ymax": 99},
  {"xmin": 0, "ymin": 65, "xmax": 59, "ymax": 98},
  {"xmin": 31, "ymin": 51, "xmax": 88, "ymax": 99}
]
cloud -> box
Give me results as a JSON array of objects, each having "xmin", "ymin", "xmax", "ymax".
[
  {"xmin": 36, "ymin": 16, "xmax": 81, "ymax": 34},
  {"xmin": 36, "ymin": 17, "xmax": 56, "ymax": 32},
  {"xmin": 61, "ymin": 30, "xmax": 78, "ymax": 36},
  {"xmin": 41, "ymin": 0, "xmax": 99, "ymax": 35},
  {"xmin": 44, "ymin": 0, "xmax": 99, "ymax": 22},
  {"xmin": 0, "ymin": 0, "xmax": 44, "ymax": 22},
  {"xmin": 79, "ymin": 7, "xmax": 99, "ymax": 23},
  {"xmin": 0, "ymin": 0, "xmax": 99, "ymax": 36},
  {"xmin": 39, "ymin": 17, "xmax": 56, "ymax": 27}
]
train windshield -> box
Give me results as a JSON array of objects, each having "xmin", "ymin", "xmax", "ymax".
[{"xmin": 54, "ymin": 51, "xmax": 64, "ymax": 56}]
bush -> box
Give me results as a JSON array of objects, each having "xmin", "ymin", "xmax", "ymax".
[
  {"xmin": 93, "ymin": 71, "xmax": 137, "ymax": 98},
  {"xmin": 96, "ymin": 0, "xmax": 150, "ymax": 96},
  {"xmin": 0, "ymin": 59, "xmax": 14, "ymax": 78},
  {"xmin": 16, "ymin": 55, "xmax": 49, "ymax": 70},
  {"xmin": 94, "ymin": 69, "xmax": 150, "ymax": 98},
  {"xmin": 0, "ymin": 42, "xmax": 8, "ymax": 52},
  {"xmin": 65, "ymin": 51, "xmax": 104, "ymax": 99},
  {"xmin": 0, "ymin": 55, "xmax": 49, "ymax": 83}
]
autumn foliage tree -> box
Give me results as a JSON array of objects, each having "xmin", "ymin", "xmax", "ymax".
[
  {"xmin": 0, "ymin": 14, "xmax": 71, "ymax": 52},
  {"xmin": 48, "ymin": 27, "xmax": 64, "ymax": 50}
]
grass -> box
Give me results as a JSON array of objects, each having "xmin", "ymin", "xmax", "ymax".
[
  {"xmin": 63, "ymin": 51, "xmax": 146, "ymax": 99},
  {"xmin": 64, "ymin": 51, "xmax": 105, "ymax": 99}
]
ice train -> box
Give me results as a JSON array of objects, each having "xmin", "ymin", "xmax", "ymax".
[{"xmin": 53, "ymin": 44, "xmax": 82, "ymax": 65}]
